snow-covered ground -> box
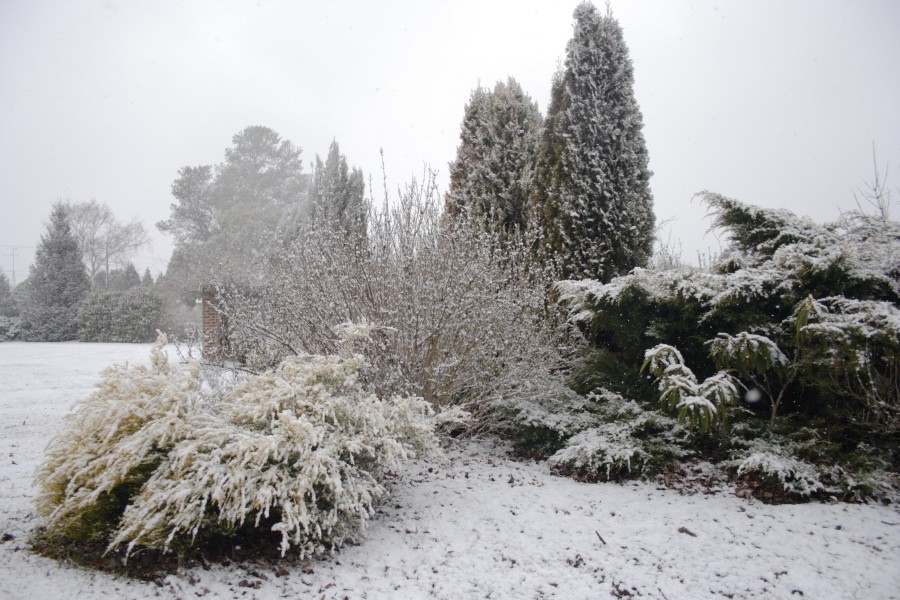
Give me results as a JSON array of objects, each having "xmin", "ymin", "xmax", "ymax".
[{"xmin": 1, "ymin": 342, "xmax": 898, "ymax": 600}]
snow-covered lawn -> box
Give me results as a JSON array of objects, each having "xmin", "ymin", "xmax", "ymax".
[{"xmin": 1, "ymin": 343, "xmax": 898, "ymax": 599}]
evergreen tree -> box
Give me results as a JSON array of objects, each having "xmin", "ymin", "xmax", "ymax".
[
  {"xmin": 102, "ymin": 262, "xmax": 141, "ymax": 291},
  {"xmin": 141, "ymin": 267, "xmax": 154, "ymax": 287},
  {"xmin": 157, "ymin": 126, "xmax": 308, "ymax": 288},
  {"xmin": 446, "ymin": 78, "xmax": 543, "ymax": 240},
  {"xmin": 20, "ymin": 203, "xmax": 90, "ymax": 340},
  {"xmin": 0, "ymin": 272, "xmax": 17, "ymax": 318},
  {"xmin": 531, "ymin": 2, "xmax": 655, "ymax": 282},
  {"xmin": 309, "ymin": 140, "xmax": 367, "ymax": 240}
]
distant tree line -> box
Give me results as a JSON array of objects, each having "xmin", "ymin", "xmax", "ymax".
[{"xmin": 1, "ymin": 202, "xmax": 162, "ymax": 342}]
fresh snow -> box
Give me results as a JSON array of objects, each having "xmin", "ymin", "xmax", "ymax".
[{"xmin": 1, "ymin": 342, "xmax": 899, "ymax": 599}]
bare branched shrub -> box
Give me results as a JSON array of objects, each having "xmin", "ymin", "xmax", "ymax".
[{"xmin": 218, "ymin": 172, "xmax": 575, "ymax": 429}]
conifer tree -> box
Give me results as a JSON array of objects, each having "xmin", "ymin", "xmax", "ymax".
[
  {"xmin": 0, "ymin": 272, "xmax": 17, "ymax": 318},
  {"xmin": 531, "ymin": 2, "xmax": 655, "ymax": 282},
  {"xmin": 309, "ymin": 140, "xmax": 367, "ymax": 240},
  {"xmin": 20, "ymin": 203, "xmax": 90, "ymax": 340},
  {"xmin": 446, "ymin": 78, "xmax": 542, "ymax": 239},
  {"xmin": 141, "ymin": 267, "xmax": 154, "ymax": 287}
]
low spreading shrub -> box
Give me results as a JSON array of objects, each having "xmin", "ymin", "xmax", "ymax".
[{"xmin": 35, "ymin": 329, "xmax": 444, "ymax": 560}]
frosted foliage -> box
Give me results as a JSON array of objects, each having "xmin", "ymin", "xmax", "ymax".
[
  {"xmin": 730, "ymin": 441, "xmax": 825, "ymax": 497},
  {"xmin": 561, "ymin": 196, "xmax": 898, "ymax": 325},
  {"xmin": 707, "ymin": 332, "xmax": 789, "ymax": 374},
  {"xmin": 642, "ymin": 344, "xmax": 739, "ymax": 431},
  {"xmin": 530, "ymin": 3, "xmax": 654, "ymax": 282},
  {"xmin": 221, "ymin": 173, "xmax": 574, "ymax": 428},
  {"xmin": 446, "ymin": 77, "xmax": 542, "ymax": 237},
  {"xmin": 547, "ymin": 389, "xmax": 686, "ymax": 480},
  {"xmin": 798, "ymin": 296, "xmax": 900, "ymax": 432},
  {"xmin": 35, "ymin": 333, "xmax": 439, "ymax": 558}
]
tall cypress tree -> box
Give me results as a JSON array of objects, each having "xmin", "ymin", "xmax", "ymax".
[
  {"xmin": 309, "ymin": 140, "xmax": 367, "ymax": 240},
  {"xmin": 20, "ymin": 203, "xmax": 90, "ymax": 340},
  {"xmin": 531, "ymin": 2, "xmax": 655, "ymax": 282},
  {"xmin": 446, "ymin": 77, "xmax": 543, "ymax": 239}
]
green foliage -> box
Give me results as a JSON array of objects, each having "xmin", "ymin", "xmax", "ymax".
[
  {"xmin": 19, "ymin": 203, "xmax": 90, "ymax": 341},
  {"xmin": 530, "ymin": 3, "xmax": 655, "ymax": 281},
  {"xmin": 446, "ymin": 77, "xmax": 542, "ymax": 240},
  {"xmin": 78, "ymin": 288, "xmax": 165, "ymax": 342},
  {"xmin": 707, "ymin": 332, "xmax": 789, "ymax": 375},
  {"xmin": 641, "ymin": 344, "xmax": 740, "ymax": 432},
  {"xmin": 547, "ymin": 389, "xmax": 687, "ymax": 482},
  {"xmin": 795, "ymin": 295, "xmax": 900, "ymax": 433}
]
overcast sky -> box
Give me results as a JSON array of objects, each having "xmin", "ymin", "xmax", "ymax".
[{"xmin": 1, "ymin": 0, "xmax": 898, "ymax": 284}]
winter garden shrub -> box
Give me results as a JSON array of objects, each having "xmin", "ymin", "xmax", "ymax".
[
  {"xmin": 77, "ymin": 288, "xmax": 165, "ymax": 343},
  {"xmin": 546, "ymin": 389, "xmax": 688, "ymax": 482},
  {"xmin": 35, "ymin": 330, "xmax": 444, "ymax": 560},
  {"xmin": 641, "ymin": 343, "xmax": 740, "ymax": 432},
  {"xmin": 216, "ymin": 173, "xmax": 575, "ymax": 431},
  {"xmin": 552, "ymin": 193, "xmax": 899, "ymax": 501}
]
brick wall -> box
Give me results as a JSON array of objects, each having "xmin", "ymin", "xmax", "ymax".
[{"xmin": 201, "ymin": 285, "xmax": 224, "ymax": 360}]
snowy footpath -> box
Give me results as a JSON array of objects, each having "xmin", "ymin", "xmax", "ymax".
[{"xmin": 1, "ymin": 342, "xmax": 898, "ymax": 600}]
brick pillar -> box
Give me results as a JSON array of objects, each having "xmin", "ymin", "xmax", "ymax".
[{"xmin": 201, "ymin": 285, "xmax": 224, "ymax": 360}]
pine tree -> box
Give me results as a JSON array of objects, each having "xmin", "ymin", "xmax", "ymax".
[
  {"xmin": 446, "ymin": 78, "xmax": 543, "ymax": 239},
  {"xmin": 531, "ymin": 2, "xmax": 655, "ymax": 282},
  {"xmin": 141, "ymin": 267, "xmax": 154, "ymax": 287},
  {"xmin": 20, "ymin": 203, "xmax": 90, "ymax": 340},
  {"xmin": 309, "ymin": 140, "xmax": 367, "ymax": 240}
]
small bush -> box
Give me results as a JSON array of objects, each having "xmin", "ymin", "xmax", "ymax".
[
  {"xmin": 35, "ymin": 331, "xmax": 442, "ymax": 561},
  {"xmin": 546, "ymin": 390, "xmax": 688, "ymax": 482},
  {"xmin": 0, "ymin": 315, "xmax": 20, "ymax": 341}
]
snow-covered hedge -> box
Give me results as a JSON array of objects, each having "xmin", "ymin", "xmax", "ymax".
[
  {"xmin": 35, "ymin": 332, "xmax": 441, "ymax": 559},
  {"xmin": 77, "ymin": 288, "xmax": 165, "ymax": 343}
]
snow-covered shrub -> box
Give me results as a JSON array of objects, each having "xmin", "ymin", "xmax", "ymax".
[
  {"xmin": 707, "ymin": 331, "xmax": 796, "ymax": 422},
  {"xmin": 78, "ymin": 288, "xmax": 165, "ymax": 343},
  {"xmin": 729, "ymin": 441, "xmax": 825, "ymax": 499},
  {"xmin": 641, "ymin": 344, "xmax": 740, "ymax": 432},
  {"xmin": 219, "ymin": 173, "xmax": 574, "ymax": 429},
  {"xmin": 0, "ymin": 315, "xmax": 20, "ymax": 341},
  {"xmin": 547, "ymin": 389, "xmax": 687, "ymax": 481},
  {"xmin": 35, "ymin": 331, "xmax": 440, "ymax": 559},
  {"xmin": 796, "ymin": 295, "xmax": 900, "ymax": 434},
  {"xmin": 552, "ymin": 193, "xmax": 899, "ymax": 500},
  {"xmin": 559, "ymin": 194, "xmax": 899, "ymax": 432}
]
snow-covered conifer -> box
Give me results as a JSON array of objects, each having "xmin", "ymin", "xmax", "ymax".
[
  {"xmin": 19, "ymin": 203, "xmax": 90, "ymax": 341},
  {"xmin": 446, "ymin": 78, "xmax": 542, "ymax": 239},
  {"xmin": 531, "ymin": 3, "xmax": 655, "ymax": 281},
  {"xmin": 309, "ymin": 140, "xmax": 367, "ymax": 240}
]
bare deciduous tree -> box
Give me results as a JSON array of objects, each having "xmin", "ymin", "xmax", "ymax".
[{"xmin": 64, "ymin": 200, "xmax": 150, "ymax": 288}]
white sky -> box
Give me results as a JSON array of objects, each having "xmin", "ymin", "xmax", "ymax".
[{"xmin": 1, "ymin": 0, "xmax": 898, "ymax": 283}]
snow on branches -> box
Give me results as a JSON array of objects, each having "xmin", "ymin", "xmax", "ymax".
[
  {"xmin": 641, "ymin": 344, "xmax": 740, "ymax": 432},
  {"xmin": 35, "ymin": 331, "xmax": 442, "ymax": 559}
]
